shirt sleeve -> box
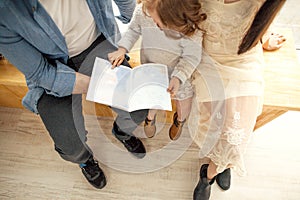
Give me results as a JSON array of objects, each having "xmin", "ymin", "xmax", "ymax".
[
  {"xmin": 0, "ymin": 25, "xmax": 76, "ymax": 98},
  {"xmin": 113, "ymin": 0, "xmax": 136, "ymax": 24},
  {"xmin": 171, "ymin": 31, "xmax": 203, "ymax": 84},
  {"xmin": 117, "ymin": 5, "xmax": 143, "ymax": 51}
]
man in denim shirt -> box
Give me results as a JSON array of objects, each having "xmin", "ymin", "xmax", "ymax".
[{"xmin": 0, "ymin": 0, "xmax": 148, "ymax": 189}]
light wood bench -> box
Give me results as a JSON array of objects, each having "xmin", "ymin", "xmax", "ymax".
[
  {"xmin": 254, "ymin": 27, "xmax": 300, "ymax": 129},
  {"xmin": 1, "ymin": 28, "xmax": 299, "ymax": 127},
  {"xmin": 0, "ymin": 51, "xmax": 176, "ymax": 122},
  {"xmin": 0, "ymin": 60, "xmax": 27, "ymax": 108}
]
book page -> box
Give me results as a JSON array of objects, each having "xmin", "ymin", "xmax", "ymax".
[
  {"xmin": 128, "ymin": 64, "xmax": 172, "ymax": 111},
  {"xmin": 87, "ymin": 57, "xmax": 172, "ymax": 112},
  {"xmin": 86, "ymin": 58, "xmax": 131, "ymax": 111}
]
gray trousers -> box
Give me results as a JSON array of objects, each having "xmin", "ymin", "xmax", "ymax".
[{"xmin": 37, "ymin": 35, "xmax": 148, "ymax": 164}]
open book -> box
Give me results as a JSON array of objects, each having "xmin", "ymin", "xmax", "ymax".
[{"xmin": 86, "ymin": 57, "xmax": 172, "ymax": 112}]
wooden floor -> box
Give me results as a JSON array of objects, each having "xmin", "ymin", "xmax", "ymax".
[{"xmin": 0, "ymin": 106, "xmax": 300, "ymax": 200}]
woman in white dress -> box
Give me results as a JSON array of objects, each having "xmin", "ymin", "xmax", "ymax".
[
  {"xmin": 189, "ymin": 0, "xmax": 285, "ymax": 199},
  {"xmin": 144, "ymin": 0, "xmax": 286, "ymax": 199}
]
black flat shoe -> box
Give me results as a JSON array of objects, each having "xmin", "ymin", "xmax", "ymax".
[
  {"xmin": 193, "ymin": 164, "xmax": 215, "ymax": 200},
  {"xmin": 216, "ymin": 168, "xmax": 231, "ymax": 190},
  {"xmin": 112, "ymin": 122, "xmax": 146, "ymax": 159}
]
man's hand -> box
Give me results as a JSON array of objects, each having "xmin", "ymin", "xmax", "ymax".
[
  {"xmin": 72, "ymin": 72, "xmax": 90, "ymax": 94},
  {"xmin": 167, "ymin": 77, "xmax": 181, "ymax": 97},
  {"xmin": 108, "ymin": 47, "xmax": 127, "ymax": 68}
]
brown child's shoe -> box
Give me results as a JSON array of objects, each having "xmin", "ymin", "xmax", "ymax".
[
  {"xmin": 169, "ymin": 112, "xmax": 186, "ymax": 140},
  {"xmin": 144, "ymin": 116, "xmax": 156, "ymax": 138}
]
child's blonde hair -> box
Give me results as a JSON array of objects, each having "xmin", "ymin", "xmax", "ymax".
[{"xmin": 140, "ymin": 0, "xmax": 206, "ymax": 36}]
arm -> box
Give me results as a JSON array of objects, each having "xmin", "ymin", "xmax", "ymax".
[
  {"xmin": 108, "ymin": 5, "xmax": 143, "ymax": 68},
  {"xmin": 113, "ymin": 0, "xmax": 136, "ymax": 24},
  {"xmin": 171, "ymin": 32, "xmax": 203, "ymax": 86},
  {"xmin": 168, "ymin": 33, "xmax": 203, "ymax": 96},
  {"xmin": 0, "ymin": 25, "xmax": 76, "ymax": 97},
  {"xmin": 117, "ymin": 4, "xmax": 143, "ymax": 51},
  {"xmin": 73, "ymin": 73, "xmax": 90, "ymax": 94}
]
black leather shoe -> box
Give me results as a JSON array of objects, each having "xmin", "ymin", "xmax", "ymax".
[
  {"xmin": 216, "ymin": 168, "xmax": 231, "ymax": 190},
  {"xmin": 80, "ymin": 156, "xmax": 107, "ymax": 189},
  {"xmin": 112, "ymin": 122, "xmax": 146, "ymax": 159},
  {"xmin": 193, "ymin": 164, "xmax": 215, "ymax": 200}
]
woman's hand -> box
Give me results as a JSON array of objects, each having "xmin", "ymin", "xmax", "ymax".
[
  {"xmin": 262, "ymin": 33, "xmax": 286, "ymax": 51},
  {"xmin": 167, "ymin": 77, "xmax": 181, "ymax": 97},
  {"xmin": 72, "ymin": 72, "xmax": 90, "ymax": 94},
  {"xmin": 108, "ymin": 47, "xmax": 127, "ymax": 68}
]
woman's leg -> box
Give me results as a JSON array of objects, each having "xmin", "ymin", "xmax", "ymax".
[
  {"xmin": 194, "ymin": 96, "xmax": 260, "ymax": 175},
  {"xmin": 207, "ymin": 160, "xmax": 218, "ymax": 180},
  {"xmin": 193, "ymin": 96, "xmax": 261, "ymax": 199}
]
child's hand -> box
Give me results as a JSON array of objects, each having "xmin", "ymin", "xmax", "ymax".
[
  {"xmin": 108, "ymin": 47, "xmax": 127, "ymax": 69},
  {"xmin": 167, "ymin": 77, "xmax": 180, "ymax": 97}
]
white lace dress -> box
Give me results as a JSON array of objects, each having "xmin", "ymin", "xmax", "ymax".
[{"xmin": 188, "ymin": 0, "xmax": 266, "ymax": 176}]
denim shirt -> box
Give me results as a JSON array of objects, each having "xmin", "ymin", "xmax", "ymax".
[{"xmin": 0, "ymin": 0, "xmax": 135, "ymax": 113}]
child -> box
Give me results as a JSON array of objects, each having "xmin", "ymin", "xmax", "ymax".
[{"xmin": 108, "ymin": 0, "xmax": 206, "ymax": 140}]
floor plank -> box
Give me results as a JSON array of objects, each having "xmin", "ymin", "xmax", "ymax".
[{"xmin": 0, "ymin": 107, "xmax": 300, "ymax": 199}]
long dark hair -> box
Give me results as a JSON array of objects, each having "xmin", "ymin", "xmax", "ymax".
[{"xmin": 238, "ymin": 0, "xmax": 286, "ymax": 55}]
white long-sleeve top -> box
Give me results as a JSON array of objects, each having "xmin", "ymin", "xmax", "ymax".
[{"xmin": 118, "ymin": 5, "xmax": 203, "ymax": 85}]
